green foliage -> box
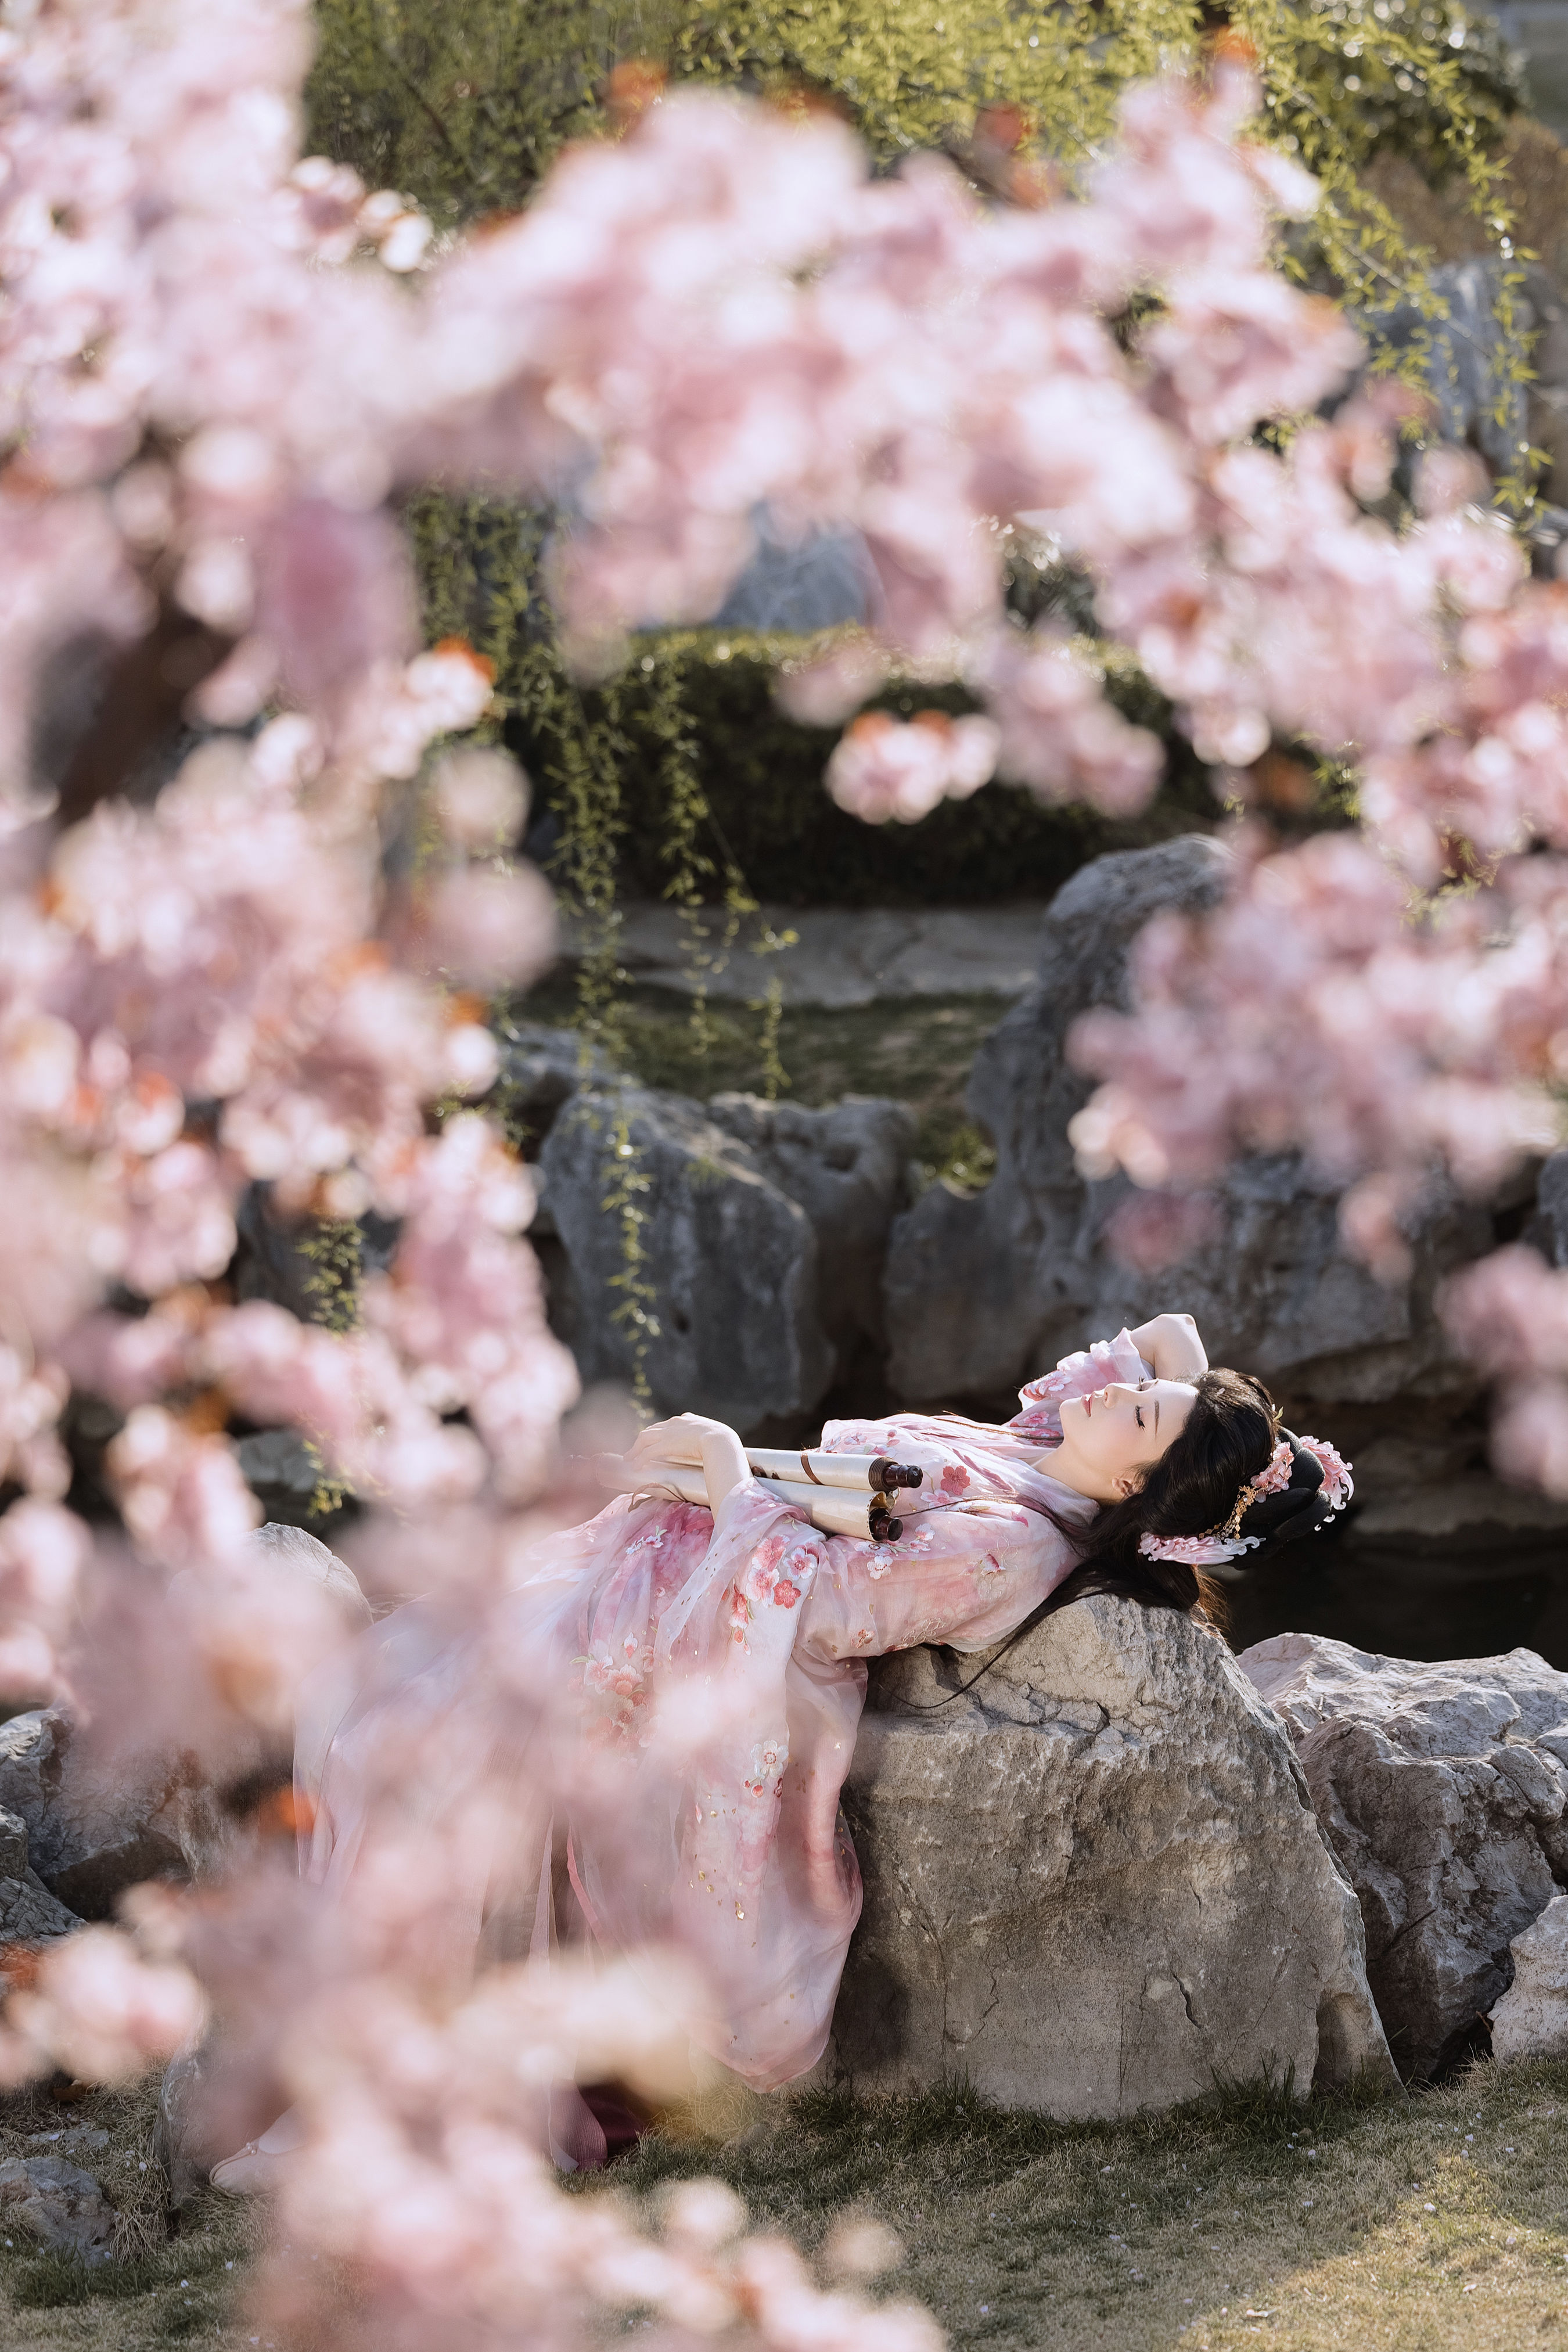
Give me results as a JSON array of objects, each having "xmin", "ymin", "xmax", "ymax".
[
  {"xmin": 671, "ymin": 0, "xmax": 1185, "ymax": 165},
  {"xmin": 599, "ymin": 1103, "xmax": 660, "ymax": 1409},
  {"xmin": 553, "ymin": 628, "xmax": 1223, "ymax": 908},
  {"xmin": 306, "ymin": 0, "xmax": 681, "ymax": 229},
  {"xmin": 308, "ymin": 0, "xmax": 1526, "ymax": 307},
  {"xmin": 296, "ymin": 1218, "xmax": 364, "ymax": 1334}
]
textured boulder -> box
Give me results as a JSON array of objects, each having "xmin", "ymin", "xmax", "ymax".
[
  {"xmin": 0, "ymin": 2155, "xmax": 116, "ymax": 2261},
  {"xmin": 828, "ymin": 1596, "xmax": 1394, "ymax": 2117},
  {"xmin": 538, "ymin": 1078, "xmax": 915, "ymax": 1427},
  {"xmin": 883, "ymin": 835, "xmax": 1496, "ymax": 1416},
  {"xmin": 0, "ymin": 1803, "xmax": 82, "ymax": 1947},
  {"xmin": 706, "ymin": 1093, "xmax": 916, "ymax": 1372},
  {"xmin": 233, "ymin": 1427, "xmax": 335, "ymax": 1527},
  {"xmin": 0, "ymin": 1708, "xmax": 193, "ymax": 1918},
  {"xmin": 1490, "ymin": 1894, "xmax": 1568, "ymax": 2063},
  {"xmin": 1238, "ymin": 1632, "xmax": 1568, "ymax": 2081},
  {"xmin": 0, "ymin": 1526, "xmax": 369, "ymax": 1918}
]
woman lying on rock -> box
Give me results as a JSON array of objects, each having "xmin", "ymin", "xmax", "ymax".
[{"xmin": 213, "ymin": 1314, "xmax": 1350, "ymax": 2187}]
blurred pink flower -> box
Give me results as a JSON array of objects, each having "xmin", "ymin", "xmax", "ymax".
[
  {"xmin": 9, "ymin": 1926, "xmax": 206, "ymax": 2085},
  {"xmin": 826, "ymin": 709, "xmax": 999, "ymax": 822}
]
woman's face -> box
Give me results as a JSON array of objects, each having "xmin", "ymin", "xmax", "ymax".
[{"xmin": 1046, "ymin": 1377, "xmax": 1197, "ymax": 1503}]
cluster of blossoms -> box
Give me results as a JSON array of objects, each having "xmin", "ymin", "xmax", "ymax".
[{"xmin": 2, "ymin": 0, "xmax": 1567, "ymax": 2340}]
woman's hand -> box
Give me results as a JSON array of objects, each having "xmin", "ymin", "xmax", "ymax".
[
  {"xmin": 618, "ymin": 1413, "xmax": 750, "ymax": 1515},
  {"xmin": 1127, "ymin": 1311, "xmax": 1208, "ymax": 1382},
  {"xmin": 624, "ymin": 1414, "xmax": 731, "ymax": 1470}
]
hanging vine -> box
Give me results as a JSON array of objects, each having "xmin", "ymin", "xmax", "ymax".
[{"xmin": 599, "ymin": 1103, "xmax": 660, "ymax": 1409}]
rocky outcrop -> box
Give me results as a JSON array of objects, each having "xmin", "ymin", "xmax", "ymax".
[
  {"xmin": 563, "ymin": 901, "xmax": 1049, "ymax": 1007},
  {"xmin": 528, "ymin": 1044, "xmax": 916, "ymax": 1428},
  {"xmin": 1238, "ymin": 1632, "xmax": 1568, "ymax": 2081},
  {"xmin": 706, "ymin": 1093, "xmax": 916, "ymax": 1376},
  {"xmin": 882, "ymin": 835, "xmax": 1504, "ymax": 1425},
  {"xmin": 0, "ymin": 1706, "xmax": 215, "ymax": 1918},
  {"xmin": 0, "ymin": 1804, "xmax": 81, "ymax": 1946},
  {"xmin": 828, "ymin": 1597, "xmax": 1394, "ymax": 2117},
  {"xmin": 0, "ymin": 2154, "xmax": 117, "ymax": 2261}
]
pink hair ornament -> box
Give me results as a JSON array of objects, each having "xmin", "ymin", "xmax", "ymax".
[{"xmin": 1138, "ymin": 1435, "xmax": 1350, "ymax": 1569}]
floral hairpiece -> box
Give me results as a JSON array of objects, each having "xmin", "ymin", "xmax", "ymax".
[{"xmin": 1138, "ymin": 1434, "xmax": 1352, "ymax": 1569}]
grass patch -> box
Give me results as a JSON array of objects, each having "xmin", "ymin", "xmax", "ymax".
[
  {"xmin": 15, "ymin": 2054, "xmax": 1568, "ymax": 2346},
  {"xmin": 512, "ymin": 974, "xmax": 1010, "ymax": 1193},
  {"xmin": 0, "ymin": 2077, "xmax": 258, "ymax": 2351},
  {"xmin": 590, "ymin": 2058, "xmax": 1568, "ymax": 2351}
]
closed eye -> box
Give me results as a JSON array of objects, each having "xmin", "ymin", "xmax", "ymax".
[{"xmin": 1135, "ymin": 1379, "xmax": 1150, "ymax": 1432}]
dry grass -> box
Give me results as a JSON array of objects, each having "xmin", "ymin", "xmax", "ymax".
[
  {"xmin": 600, "ymin": 2058, "xmax": 1568, "ymax": 2351},
  {"xmin": 7, "ymin": 2057, "xmax": 1568, "ymax": 2347},
  {"xmin": 0, "ymin": 2074, "xmax": 258, "ymax": 2350}
]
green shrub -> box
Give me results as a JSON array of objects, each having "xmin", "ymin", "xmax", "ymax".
[
  {"xmin": 333, "ymin": 2, "xmax": 1533, "ymax": 943},
  {"xmin": 549, "ymin": 629, "xmax": 1220, "ymax": 909}
]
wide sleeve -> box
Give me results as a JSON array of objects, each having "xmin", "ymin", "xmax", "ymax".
[
  {"xmin": 1005, "ymin": 1325, "xmax": 1155, "ymax": 1447},
  {"xmin": 793, "ymin": 1497, "xmax": 1080, "ymax": 1664}
]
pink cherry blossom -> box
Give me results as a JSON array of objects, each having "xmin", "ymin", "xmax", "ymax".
[
  {"xmin": 6, "ymin": 12, "xmax": 1568, "ymax": 2346},
  {"xmin": 826, "ymin": 709, "xmax": 999, "ymax": 823},
  {"xmin": 8, "ymin": 1925, "xmax": 206, "ymax": 2086}
]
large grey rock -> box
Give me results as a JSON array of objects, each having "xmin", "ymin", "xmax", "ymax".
[
  {"xmin": 233, "ymin": 1427, "xmax": 335, "ymax": 1527},
  {"xmin": 0, "ymin": 2155, "xmax": 116, "ymax": 2261},
  {"xmin": 1238, "ymin": 1632, "xmax": 1568, "ymax": 2082},
  {"xmin": 541, "ymin": 1083, "xmax": 830, "ymax": 1425},
  {"xmin": 883, "ymin": 835, "xmax": 1496, "ymax": 1415},
  {"xmin": 0, "ymin": 1706, "xmax": 231, "ymax": 1919},
  {"xmin": 1490, "ymin": 1892, "xmax": 1568, "ymax": 2063},
  {"xmin": 1529, "ymin": 1148, "xmax": 1568, "ymax": 1267},
  {"xmin": 706, "ymin": 1094, "xmax": 916, "ymax": 1368},
  {"xmin": 712, "ymin": 512, "xmax": 869, "ymax": 634},
  {"xmin": 1369, "ymin": 257, "xmax": 1533, "ymax": 476},
  {"xmin": 828, "ymin": 1597, "xmax": 1395, "ymax": 2117},
  {"xmin": 0, "ymin": 1804, "xmax": 82, "ymax": 1945},
  {"xmin": 538, "ymin": 1078, "xmax": 915, "ymax": 1428}
]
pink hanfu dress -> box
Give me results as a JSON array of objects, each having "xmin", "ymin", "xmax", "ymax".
[{"xmin": 299, "ymin": 1330, "xmax": 1150, "ymax": 2098}]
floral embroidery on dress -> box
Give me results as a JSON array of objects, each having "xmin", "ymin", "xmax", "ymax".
[
  {"xmin": 742, "ymin": 1734, "xmax": 788, "ymax": 1796},
  {"xmin": 578, "ymin": 1631, "xmax": 653, "ymax": 1741},
  {"xmin": 940, "ymin": 1463, "xmax": 971, "ymax": 1497}
]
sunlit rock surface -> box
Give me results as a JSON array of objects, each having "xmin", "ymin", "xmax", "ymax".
[
  {"xmin": 1239, "ymin": 1632, "xmax": 1568, "ymax": 2081},
  {"xmin": 829, "ymin": 1595, "xmax": 1394, "ymax": 2117},
  {"xmin": 1491, "ymin": 1893, "xmax": 1568, "ymax": 2062}
]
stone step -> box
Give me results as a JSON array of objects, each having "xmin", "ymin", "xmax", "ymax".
[{"xmin": 560, "ymin": 899, "xmax": 1050, "ymax": 1007}]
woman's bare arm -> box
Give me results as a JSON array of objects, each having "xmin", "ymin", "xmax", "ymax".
[{"xmin": 1125, "ymin": 1311, "xmax": 1208, "ymax": 1382}]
